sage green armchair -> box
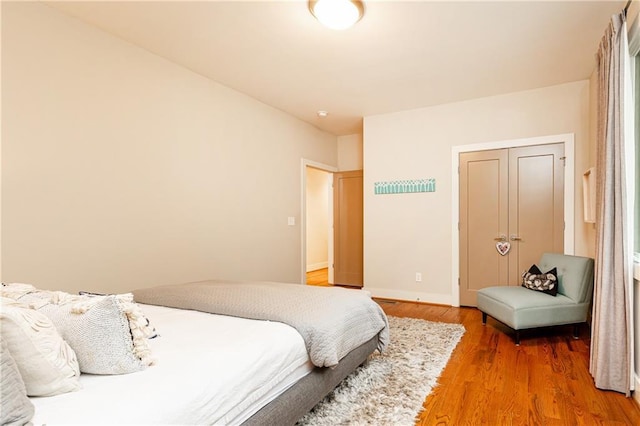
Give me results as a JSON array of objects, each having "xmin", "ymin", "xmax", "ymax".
[{"xmin": 476, "ymin": 253, "xmax": 594, "ymax": 345}]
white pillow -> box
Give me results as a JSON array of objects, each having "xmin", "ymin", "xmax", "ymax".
[
  {"xmin": 18, "ymin": 291, "xmax": 155, "ymax": 375},
  {"xmin": 0, "ymin": 282, "xmax": 38, "ymax": 300},
  {"xmin": 0, "ymin": 297, "xmax": 81, "ymax": 397},
  {"xmin": 1, "ymin": 337, "xmax": 35, "ymax": 426}
]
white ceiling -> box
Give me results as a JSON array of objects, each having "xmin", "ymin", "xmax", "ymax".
[{"xmin": 45, "ymin": 0, "xmax": 625, "ymax": 136}]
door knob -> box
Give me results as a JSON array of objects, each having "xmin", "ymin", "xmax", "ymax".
[
  {"xmin": 510, "ymin": 235, "xmax": 522, "ymax": 241},
  {"xmin": 494, "ymin": 235, "xmax": 507, "ymax": 242}
]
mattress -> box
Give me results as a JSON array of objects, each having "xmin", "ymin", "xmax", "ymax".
[{"xmin": 29, "ymin": 304, "xmax": 313, "ymax": 425}]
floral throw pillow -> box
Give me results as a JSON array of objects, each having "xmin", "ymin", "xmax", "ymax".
[{"xmin": 521, "ymin": 264, "xmax": 558, "ymax": 296}]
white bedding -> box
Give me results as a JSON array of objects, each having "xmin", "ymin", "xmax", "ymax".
[{"xmin": 30, "ymin": 304, "xmax": 313, "ymax": 425}]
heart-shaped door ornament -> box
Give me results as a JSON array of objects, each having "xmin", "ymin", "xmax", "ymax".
[{"xmin": 496, "ymin": 241, "xmax": 511, "ymax": 256}]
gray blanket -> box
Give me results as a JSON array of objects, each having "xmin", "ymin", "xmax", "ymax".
[{"xmin": 133, "ymin": 280, "xmax": 389, "ymax": 367}]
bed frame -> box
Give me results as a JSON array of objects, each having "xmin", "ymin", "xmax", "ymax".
[{"xmin": 242, "ymin": 335, "xmax": 379, "ymax": 425}]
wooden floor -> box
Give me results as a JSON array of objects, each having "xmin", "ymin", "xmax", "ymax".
[
  {"xmin": 378, "ymin": 300, "xmax": 640, "ymax": 425},
  {"xmin": 306, "ymin": 268, "xmax": 640, "ymax": 423},
  {"xmin": 306, "ymin": 268, "xmax": 330, "ymax": 286}
]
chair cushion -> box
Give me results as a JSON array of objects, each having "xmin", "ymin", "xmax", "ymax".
[
  {"xmin": 480, "ymin": 286, "xmax": 568, "ymax": 308},
  {"xmin": 539, "ymin": 253, "xmax": 594, "ymax": 303},
  {"xmin": 477, "ymin": 286, "xmax": 590, "ymax": 330}
]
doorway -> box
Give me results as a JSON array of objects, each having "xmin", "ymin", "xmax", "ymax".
[
  {"xmin": 301, "ymin": 160, "xmax": 364, "ymax": 288},
  {"xmin": 305, "ymin": 166, "xmax": 332, "ymax": 285},
  {"xmin": 451, "ymin": 134, "xmax": 575, "ymax": 307},
  {"xmin": 301, "ymin": 160, "xmax": 337, "ymax": 285}
]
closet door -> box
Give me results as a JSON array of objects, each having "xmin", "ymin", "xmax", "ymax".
[
  {"xmin": 459, "ymin": 143, "xmax": 564, "ymax": 307},
  {"xmin": 459, "ymin": 149, "xmax": 509, "ymax": 307},
  {"xmin": 507, "ymin": 144, "xmax": 565, "ymax": 285}
]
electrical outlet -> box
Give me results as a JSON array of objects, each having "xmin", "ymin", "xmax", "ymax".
[{"xmin": 415, "ymin": 272, "xmax": 422, "ymax": 282}]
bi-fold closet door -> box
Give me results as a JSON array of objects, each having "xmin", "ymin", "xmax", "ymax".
[{"xmin": 459, "ymin": 143, "xmax": 565, "ymax": 307}]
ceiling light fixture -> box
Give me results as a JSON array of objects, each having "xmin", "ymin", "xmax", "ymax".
[{"xmin": 309, "ymin": 0, "xmax": 365, "ymax": 30}]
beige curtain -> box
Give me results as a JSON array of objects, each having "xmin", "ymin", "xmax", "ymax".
[{"xmin": 590, "ymin": 11, "xmax": 635, "ymax": 396}]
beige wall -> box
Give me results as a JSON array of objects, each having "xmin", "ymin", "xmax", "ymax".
[
  {"xmin": 306, "ymin": 167, "xmax": 329, "ymax": 271},
  {"xmin": 364, "ymin": 80, "xmax": 592, "ymax": 303},
  {"xmin": 337, "ymin": 134, "xmax": 363, "ymax": 171},
  {"xmin": 1, "ymin": 2, "xmax": 337, "ymax": 293}
]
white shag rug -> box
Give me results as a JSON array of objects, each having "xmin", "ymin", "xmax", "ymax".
[{"xmin": 296, "ymin": 315, "xmax": 465, "ymax": 426}]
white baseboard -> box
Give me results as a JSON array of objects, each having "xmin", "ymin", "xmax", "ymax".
[
  {"xmin": 363, "ymin": 287, "xmax": 453, "ymax": 305},
  {"xmin": 306, "ymin": 262, "xmax": 328, "ymax": 273}
]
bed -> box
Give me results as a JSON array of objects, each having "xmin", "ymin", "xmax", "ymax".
[{"xmin": 1, "ymin": 280, "xmax": 388, "ymax": 425}]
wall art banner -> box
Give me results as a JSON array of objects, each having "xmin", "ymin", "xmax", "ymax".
[{"xmin": 374, "ymin": 179, "xmax": 436, "ymax": 195}]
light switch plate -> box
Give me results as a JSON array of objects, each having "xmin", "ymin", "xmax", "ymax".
[{"xmin": 287, "ymin": 217, "xmax": 296, "ymax": 226}]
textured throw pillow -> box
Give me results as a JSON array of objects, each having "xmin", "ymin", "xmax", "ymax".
[
  {"xmin": 18, "ymin": 291, "xmax": 155, "ymax": 375},
  {"xmin": 79, "ymin": 290, "xmax": 158, "ymax": 339},
  {"xmin": 0, "ymin": 297, "xmax": 81, "ymax": 396},
  {"xmin": 1, "ymin": 337, "xmax": 35, "ymax": 426},
  {"xmin": 521, "ymin": 264, "xmax": 558, "ymax": 296}
]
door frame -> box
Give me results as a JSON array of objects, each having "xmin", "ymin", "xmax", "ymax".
[
  {"xmin": 451, "ymin": 133, "xmax": 575, "ymax": 307},
  {"xmin": 301, "ymin": 159, "xmax": 338, "ymax": 285}
]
